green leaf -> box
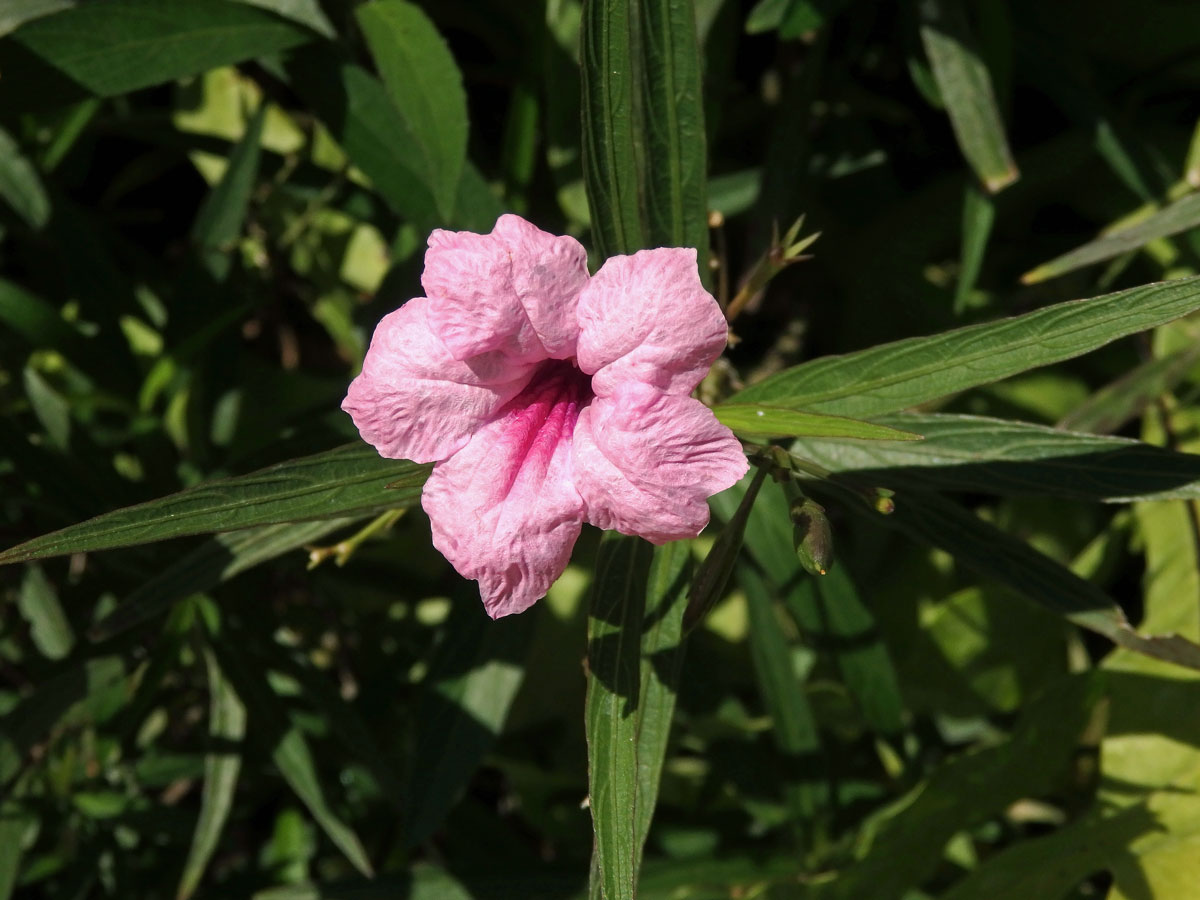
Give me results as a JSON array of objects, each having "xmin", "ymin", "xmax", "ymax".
[
  {"xmin": 829, "ymin": 486, "xmax": 1200, "ymax": 671},
  {"xmin": 586, "ymin": 534, "xmax": 653, "ymax": 900},
  {"xmin": 786, "ymin": 563, "xmax": 907, "ymax": 735},
  {"xmin": 918, "ymin": 0, "xmax": 1018, "ymax": 192},
  {"xmin": 1022, "ymin": 191, "xmax": 1200, "ymax": 284},
  {"xmin": 0, "ymin": 800, "xmax": 31, "ymax": 900},
  {"xmin": 191, "ymin": 103, "xmax": 265, "ymax": 280},
  {"xmin": 0, "ymin": 278, "xmax": 83, "ymax": 351},
  {"xmin": 955, "ymin": 178, "xmax": 993, "ymax": 312},
  {"xmin": 740, "ymin": 564, "xmax": 824, "ymax": 823},
  {"xmin": 90, "ymin": 519, "xmax": 355, "ymax": 641},
  {"xmin": 0, "ymin": 445, "xmax": 429, "ymax": 566},
  {"xmin": 402, "ymin": 602, "xmax": 532, "ymax": 850},
  {"xmin": 17, "ymin": 564, "xmax": 74, "ymax": 660},
  {"xmin": 713, "ymin": 404, "xmax": 922, "ymax": 441},
  {"xmin": 0, "ymin": 0, "xmax": 72, "ymax": 38},
  {"xmin": 283, "ymin": 47, "xmax": 441, "ymax": 227},
  {"xmin": 745, "ymin": 0, "xmax": 791, "ymax": 33},
  {"xmin": 790, "ymin": 412, "xmax": 1200, "ymax": 502},
  {"xmin": 581, "ymin": 0, "xmax": 709, "ymax": 263},
  {"xmin": 1058, "ymin": 342, "xmax": 1200, "ymax": 435},
  {"xmin": 211, "ymin": 635, "xmax": 374, "ymax": 878},
  {"xmin": 356, "ymin": 0, "xmax": 467, "ymax": 222},
  {"xmin": 234, "ymin": 0, "xmax": 333, "ymax": 36},
  {"xmin": 823, "ymin": 674, "xmax": 1100, "ymax": 900},
  {"xmin": 178, "ymin": 642, "xmax": 247, "ymax": 900},
  {"xmin": 729, "ymin": 276, "xmax": 1200, "ymax": 417},
  {"xmin": 640, "ymin": 0, "xmax": 709, "ymax": 260},
  {"xmin": 685, "ymin": 469, "xmax": 767, "ymax": 631},
  {"xmin": 633, "ymin": 541, "xmax": 692, "ymax": 866},
  {"xmin": 0, "ymin": 0, "xmax": 314, "ymax": 107},
  {"xmin": 581, "ymin": 0, "xmax": 646, "ymax": 257},
  {"xmin": 0, "ymin": 126, "xmax": 49, "ymax": 228}
]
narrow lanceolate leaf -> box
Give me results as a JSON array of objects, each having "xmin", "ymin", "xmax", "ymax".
[
  {"xmin": 403, "ymin": 601, "xmax": 532, "ymax": 850},
  {"xmin": 955, "ymin": 179, "xmax": 994, "ymax": 311},
  {"xmin": 741, "ymin": 565, "xmax": 823, "ymax": 823},
  {"xmin": 581, "ymin": 0, "xmax": 710, "ymax": 264},
  {"xmin": 1022, "ymin": 191, "xmax": 1200, "ymax": 284},
  {"xmin": 685, "ymin": 468, "xmax": 767, "ymax": 631},
  {"xmin": 283, "ymin": 47, "xmax": 440, "ymax": 227},
  {"xmin": 0, "ymin": 278, "xmax": 84, "ymax": 351},
  {"xmin": 191, "ymin": 103, "xmax": 265, "ymax": 281},
  {"xmin": 0, "ymin": 800, "xmax": 31, "ymax": 900},
  {"xmin": 0, "ymin": 445, "xmax": 429, "ymax": 565},
  {"xmin": 640, "ymin": 0, "xmax": 709, "ymax": 259},
  {"xmin": 211, "ymin": 637, "xmax": 374, "ymax": 878},
  {"xmin": 730, "ymin": 276, "xmax": 1200, "ymax": 417},
  {"xmin": 356, "ymin": 0, "xmax": 467, "ymax": 221},
  {"xmin": 790, "ymin": 413, "xmax": 1200, "ymax": 502},
  {"xmin": 1058, "ymin": 342, "xmax": 1200, "ymax": 435},
  {"xmin": 827, "ymin": 486, "xmax": 1200, "ymax": 672},
  {"xmin": 713, "ymin": 404, "xmax": 922, "ymax": 441},
  {"xmin": 89, "ymin": 519, "xmax": 357, "ymax": 641},
  {"xmin": 586, "ymin": 535, "xmax": 654, "ymax": 900},
  {"xmin": 0, "ymin": 126, "xmax": 49, "ymax": 228},
  {"xmin": 580, "ymin": 0, "xmax": 646, "ymax": 257},
  {"xmin": 918, "ymin": 0, "xmax": 1018, "ymax": 192},
  {"xmin": 0, "ymin": 0, "xmax": 314, "ymax": 108},
  {"xmin": 178, "ymin": 645, "xmax": 248, "ymax": 900},
  {"xmin": 633, "ymin": 541, "xmax": 692, "ymax": 868},
  {"xmin": 786, "ymin": 565, "xmax": 907, "ymax": 736}
]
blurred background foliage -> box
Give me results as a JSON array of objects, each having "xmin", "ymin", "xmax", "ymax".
[{"xmin": 2, "ymin": 0, "xmax": 1200, "ymax": 898}]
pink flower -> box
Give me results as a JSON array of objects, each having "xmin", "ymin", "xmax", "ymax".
[{"xmin": 343, "ymin": 215, "xmax": 748, "ymax": 618}]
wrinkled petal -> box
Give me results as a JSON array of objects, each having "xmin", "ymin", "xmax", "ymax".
[
  {"xmin": 422, "ymin": 214, "xmax": 589, "ymax": 363},
  {"xmin": 573, "ymin": 382, "xmax": 749, "ymax": 543},
  {"xmin": 576, "ymin": 248, "xmax": 728, "ymax": 397},
  {"xmin": 421, "ymin": 364, "xmax": 590, "ymax": 618},
  {"xmin": 342, "ymin": 297, "xmax": 534, "ymax": 464}
]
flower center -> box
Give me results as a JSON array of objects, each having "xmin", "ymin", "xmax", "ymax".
[{"xmin": 490, "ymin": 359, "xmax": 594, "ymax": 494}]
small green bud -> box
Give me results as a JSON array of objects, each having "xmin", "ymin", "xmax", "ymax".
[{"xmin": 791, "ymin": 498, "xmax": 833, "ymax": 576}]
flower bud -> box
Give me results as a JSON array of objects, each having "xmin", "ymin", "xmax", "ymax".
[{"xmin": 791, "ymin": 497, "xmax": 833, "ymax": 576}]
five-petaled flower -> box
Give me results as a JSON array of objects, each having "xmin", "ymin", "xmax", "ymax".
[{"xmin": 343, "ymin": 215, "xmax": 749, "ymax": 618}]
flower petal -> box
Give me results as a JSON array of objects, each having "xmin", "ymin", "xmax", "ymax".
[
  {"xmin": 422, "ymin": 214, "xmax": 589, "ymax": 363},
  {"xmin": 342, "ymin": 297, "xmax": 533, "ymax": 464},
  {"xmin": 573, "ymin": 382, "xmax": 749, "ymax": 543},
  {"xmin": 421, "ymin": 369, "xmax": 589, "ymax": 618},
  {"xmin": 576, "ymin": 248, "xmax": 728, "ymax": 397}
]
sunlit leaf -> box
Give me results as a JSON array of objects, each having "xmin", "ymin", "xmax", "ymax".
[
  {"xmin": 0, "ymin": 445, "xmax": 428, "ymax": 565},
  {"xmin": 731, "ymin": 276, "xmax": 1200, "ymax": 417},
  {"xmin": 714, "ymin": 404, "xmax": 922, "ymax": 441}
]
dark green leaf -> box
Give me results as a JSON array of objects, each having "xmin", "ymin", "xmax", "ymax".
[
  {"xmin": 0, "ymin": 445, "xmax": 429, "ymax": 566},
  {"xmin": 685, "ymin": 469, "xmax": 766, "ymax": 632},
  {"xmin": 714, "ymin": 404, "xmax": 922, "ymax": 441},
  {"xmin": 918, "ymin": 0, "xmax": 1018, "ymax": 192},
  {"xmin": 0, "ymin": 0, "xmax": 314, "ymax": 108},
  {"xmin": 191, "ymin": 103, "xmax": 265, "ymax": 280},
  {"xmin": 580, "ymin": 0, "xmax": 646, "ymax": 256},
  {"xmin": 1022, "ymin": 191, "xmax": 1200, "ymax": 284},
  {"xmin": 730, "ymin": 276, "xmax": 1200, "ymax": 417},
  {"xmin": 178, "ymin": 643, "xmax": 247, "ymax": 900},
  {"xmin": 791, "ymin": 412, "xmax": 1200, "ymax": 502},
  {"xmin": 356, "ymin": 0, "xmax": 467, "ymax": 221},
  {"xmin": 283, "ymin": 46, "xmax": 441, "ymax": 227},
  {"xmin": 0, "ymin": 127, "xmax": 49, "ymax": 228},
  {"xmin": 955, "ymin": 178, "xmax": 994, "ymax": 312},
  {"xmin": 0, "ymin": 0, "xmax": 73, "ymax": 38},
  {"xmin": 586, "ymin": 535, "xmax": 654, "ymax": 900},
  {"xmin": 633, "ymin": 541, "xmax": 692, "ymax": 865},
  {"xmin": 403, "ymin": 602, "xmax": 532, "ymax": 849}
]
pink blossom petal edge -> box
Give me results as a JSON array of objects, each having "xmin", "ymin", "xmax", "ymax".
[
  {"xmin": 576, "ymin": 247, "xmax": 729, "ymax": 397},
  {"xmin": 573, "ymin": 381, "xmax": 749, "ymax": 544},
  {"xmin": 420, "ymin": 362, "xmax": 590, "ymax": 619},
  {"xmin": 422, "ymin": 214, "xmax": 589, "ymax": 364},
  {"xmin": 341, "ymin": 296, "xmax": 535, "ymax": 464}
]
